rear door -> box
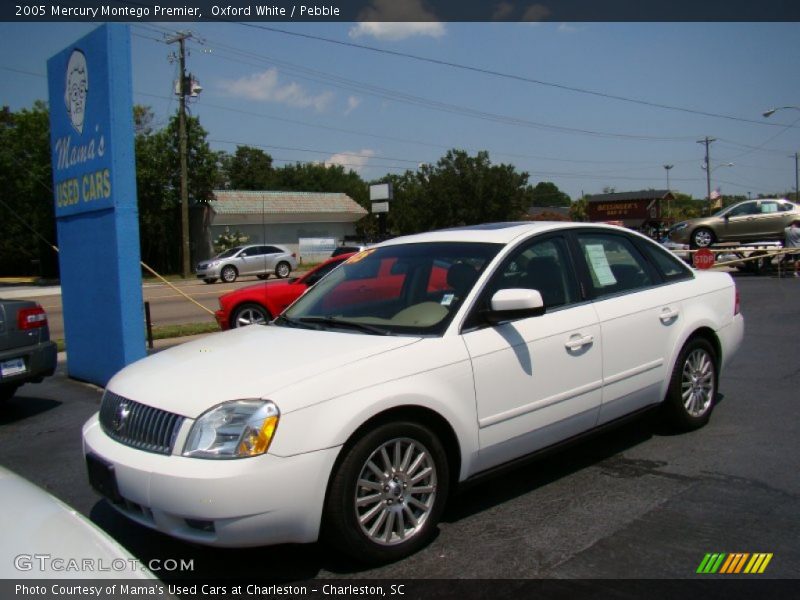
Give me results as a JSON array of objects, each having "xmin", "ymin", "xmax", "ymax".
[{"xmin": 572, "ymin": 231, "xmax": 685, "ymax": 423}]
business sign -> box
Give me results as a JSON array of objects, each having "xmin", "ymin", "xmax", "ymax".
[
  {"xmin": 47, "ymin": 24, "xmax": 145, "ymax": 385},
  {"xmin": 370, "ymin": 183, "xmax": 393, "ymax": 202},
  {"xmin": 372, "ymin": 202, "xmax": 389, "ymax": 214},
  {"xmin": 299, "ymin": 237, "xmax": 336, "ymax": 257}
]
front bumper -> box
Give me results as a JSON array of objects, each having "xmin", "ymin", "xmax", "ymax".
[
  {"xmin": 196, "ymin": 264, "xmax": 222, "ymax": 279},
  {"xmin": 82, "ymin": 414, "xmax": 340, "ymax": 547}
]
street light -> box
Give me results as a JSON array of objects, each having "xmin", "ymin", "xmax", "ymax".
[
  {"xmin": 763, "ymin": 106, "xmax": 800, "ymax": 202},
  {"xmin": 700, "ymin": 162, "xmax": 734, "ymax": 211},
  {"xmin": 663, "ymin": 164, "xmax": 673, "ymax": 221}
]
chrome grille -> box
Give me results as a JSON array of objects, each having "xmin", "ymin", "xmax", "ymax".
[{"xmin": 99, "ymin": 391, "xmax": 183, "ymax": 455}]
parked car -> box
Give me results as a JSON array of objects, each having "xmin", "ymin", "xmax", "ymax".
[
  {"xmin": 668, "ymin": 198, "xmax": 800, "ymax": 248},
  {"xmin": 83, "ymin": 222, "xmax": 743, "ymax": 564},
  {"xmin": 0, "ymin": 299, "xmax": 57, "ymax": 402},
  {"xmin": 215, "ymin": 253, "xmax": 355, "ymax": 329},
  {"xmin": 0, "ymin": 465, "xmax": 155, "ymax": 579},
  {"xmin": 196, "ymin": 244, "xmax": 298, "ymax": 284}
]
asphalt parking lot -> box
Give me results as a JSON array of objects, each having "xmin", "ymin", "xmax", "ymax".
[{"xmin": 1, "ymin": 273, "xmax": 799, "ymax": 585}]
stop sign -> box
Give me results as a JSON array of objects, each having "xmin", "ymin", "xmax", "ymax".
[{"xmin": 693, "ymin": 248, "xmax": 715, "ymax": 269}]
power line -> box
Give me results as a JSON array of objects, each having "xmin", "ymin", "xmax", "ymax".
[{"xmin": 233, "ymin": 22, "xmax": 796, "ymax": 129}]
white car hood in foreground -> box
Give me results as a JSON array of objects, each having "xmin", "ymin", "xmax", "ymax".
[
  {"xmin": 107, "ymin": 325, "xmax": 421, "ymax": 418},
  {"xmin": 0, "ymin": 466, "xmax": 154, "ymax": 579}
]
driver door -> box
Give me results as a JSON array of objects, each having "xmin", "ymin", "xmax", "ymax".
[{"xmin": 461, "ymin": 235, "xmax": 603, "ymax": 473}]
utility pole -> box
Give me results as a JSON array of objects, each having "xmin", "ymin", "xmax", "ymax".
[
  {"xmin": 794, "ymin": 152, "xmax": 799, "ymax": 203},
  {"xmin": 663, "ymin": 164, "xmax": 673, "ymax": 221},
  {"xmin": 168, "ymin": 31, "xmax": 192, "ymax": 279},
  {"xmin": 697, "ymin": 136, "xmax": 716, "ymax": 214}
]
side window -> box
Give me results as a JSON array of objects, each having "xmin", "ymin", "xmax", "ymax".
[
  {"xmin": 488, "ymin": 237, "xmax": 578, "ymax": 309},
  {"xmin": 577, "ymin": 234, "xmax": 655, "ymax": 298},
  {"xmin": 760, "ymin": 201, "xmax": 779, "ymax": 214},
  {"xmin": 263, "ymin": 246, "xmax": 281, "ymax": 255},
  {"xmin": 728, "ymin": 202, "xmax": 757, "ymax": 217},
  {"xmin": 639, "ymin": 240, "xmax": 694, "ymax": 282},
  {"xmin": 304, "ymin": 261, "xmax": 340, "ymax": 286},
  {"xmin": 778, "ymin": 202, "xmax": 795, "ymax": 213}
]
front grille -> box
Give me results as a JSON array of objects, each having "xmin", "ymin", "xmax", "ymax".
[{"xmin": 99, "ymin": 391, "xmax": 184, "ymax": 455}]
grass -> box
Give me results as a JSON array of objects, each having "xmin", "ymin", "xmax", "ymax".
[{"xmin": 54, "ymin": 321, "xmax": 219, "ymax": 352}]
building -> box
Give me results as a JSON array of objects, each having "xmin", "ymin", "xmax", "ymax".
[
  {"xmin": 191, "ymin": 190, "xmax": 368, "ymax": 264},
  {"xmin": 585, "ymin": 189, "xmax": 675, "ymax": 234}
]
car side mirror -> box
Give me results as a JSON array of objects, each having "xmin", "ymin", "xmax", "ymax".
[{"xmin": 482, "ymin": 289, "xmax": 545, "ymax": 325}]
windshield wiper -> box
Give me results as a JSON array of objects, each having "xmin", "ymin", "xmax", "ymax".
[
  {"xmin": 273, "ymin": 314, "xmax": 321, "ymax": 330},
  {"xmin": 297, "ymin": 316, "xmax": 393, "ymax": 336}
]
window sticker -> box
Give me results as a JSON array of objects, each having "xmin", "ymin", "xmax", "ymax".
[
  {"xmin": 441, "ymin": 293, "xmax": 455, "ymax": 307},
  {"xmin": 586, "ymin": 244, "xmax": 617, "ymax": 286}
]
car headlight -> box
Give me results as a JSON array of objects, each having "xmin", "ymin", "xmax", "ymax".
[
  {"xmin": 183, "ymin": 400, "xmax": 280, "ymax": 459},
  {"xmin": 208, "ymin": 260, "xmax": 220, "ymax": 267}
]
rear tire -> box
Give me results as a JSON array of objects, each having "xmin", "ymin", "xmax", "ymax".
[
  {"xmin": 276, "ymin": 262, "xmax": 291, "ymax": 279},
  {"xmin": 663, "ymin": 337, "xmax": 718, "ymax": 431},
  {"xmin": 323, "ymin": 421, "xmax": 450, "ymax": 565}
]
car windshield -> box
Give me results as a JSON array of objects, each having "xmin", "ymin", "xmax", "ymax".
[
  {"xmin": 215, "ymin": 247, "xmax": 242, "ymax": 259},
  {"xmin": 278, "ymin": 242, "xmax": 502, "ymax": 336}
]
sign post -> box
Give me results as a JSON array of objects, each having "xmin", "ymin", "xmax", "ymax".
[
  {"xmin": 47, "ymin": 24, "xmax": 145, "ymax": 385},
  {"xmin": 370, "ymin": 183, "xmax": 393, "ymax": 240}
]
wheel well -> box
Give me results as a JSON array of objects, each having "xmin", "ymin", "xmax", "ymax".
[
  {"xmin": 231, "ymin": 302, "xmax": 271, "ymax": 325},
  {"xmin": 222, "ymin": 264, "xmax": 238, "ymax": 274},
  {"xmin": 686, "ymin": 327, "xmax": 722, "ymax": 364},
  {"xmin": 325, "ymin": 405, "xmax": 462, "ymax": 503}
]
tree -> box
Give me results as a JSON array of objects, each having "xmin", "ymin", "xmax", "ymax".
[
  {"xmin": 224, "ymin": 145, "xmax": 274, "ymax": 190},
  {"xmin": 528, "ymin": 181, "xmax": 571, "ymax": 207},
  {"xmin": 0, "ymin": 101, "xmax": 57, "ymax": 277},
  {"xmin": 135, "ymin": 109, "xmax": 219, "ymax": 272},
  {"xmin": 569, "ymin": 196, "xmax": 589, "ymax": 222},
  {"xmin": 387, "ymin": 150, "xmax": 531, "ymax": 235}
]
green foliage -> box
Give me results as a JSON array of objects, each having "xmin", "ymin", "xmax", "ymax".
[
  {"xmin": 569, "ymin": 197, "xmax": 589, "ymax": 222},
  {"xmin": 0, "ymin": 101, "xmax": 58, "ymax": 276},
  {"xmin": 135, "ymin": 108, "xmax": 218, "ymax": 272},
  {"xmin": 386, "ymin": 150, "xmax": 530, "ymax": 235},
  {"xmin": 221, "ymin": 145, "xmax": 274, "ymax": 190},
  {"xmin": 528, "ymin": 181, "xmax": 572, "ymax": 207},
  {"xmin": 213, "ymin": 227, "xmax": 249, "ymax": 254}
]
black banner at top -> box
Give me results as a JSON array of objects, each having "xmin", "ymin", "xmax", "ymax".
[{"xmin": 4, "ymin": 0, "xmax": 800, "ymax": 23}]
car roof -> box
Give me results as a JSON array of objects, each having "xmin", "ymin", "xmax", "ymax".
[{"xmin": 378, "ymin": 221, "xmax": 632, "ymax": 246}]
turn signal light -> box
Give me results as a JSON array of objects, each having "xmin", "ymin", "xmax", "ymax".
[{"xmin": 17, "ymin": 306, "xmax": 47, "ymax": 330}]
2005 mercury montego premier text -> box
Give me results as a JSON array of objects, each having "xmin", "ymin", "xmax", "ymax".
[{"xmin": 83, "ymin": 222, "xmax": 743, "ymax": 563}]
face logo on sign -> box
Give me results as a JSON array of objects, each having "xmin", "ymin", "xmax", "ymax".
[{"xmin": 64, "ymin": 49, "xmax": 88, "ymax": 134}]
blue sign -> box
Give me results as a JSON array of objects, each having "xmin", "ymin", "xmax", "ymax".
[{"xmin": 47, "ymin": 24, "xmax": 145, "ymax": 385}]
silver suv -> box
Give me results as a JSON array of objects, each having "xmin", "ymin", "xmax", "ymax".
[{"xmin": 196, "ymin": 245, "xmax": 297, "ymax": 284}]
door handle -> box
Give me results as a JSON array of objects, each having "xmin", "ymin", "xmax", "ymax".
[
  {"xmin": 659, "ymin": 307, "xmax": 680, "ymax": 323},
  {"xmin": 565, "ymin": 334, "xmax": 594, "ymax": 351}
]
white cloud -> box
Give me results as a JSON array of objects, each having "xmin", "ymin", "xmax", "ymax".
[
  {"xmin": 522, "ymin": 4, "xmax": 552, "ymax": 21},
  {"xmin": 349, "ymin": 0, "xmax": 445, "ymax": 41},
  {"xmin": 222, "ymin": 68, "xmax": 333, "ymax": 112},
  {"xmin": 345, "ymin": 96, "xmax": 362, "ymax": 115},
  {"xmin": 325, "ymin": 149, "xmax": 376, "ymax": 173}
]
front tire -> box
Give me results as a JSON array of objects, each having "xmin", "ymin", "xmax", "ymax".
[
  {"xmin": 691, "ymin": 227, "xmax": 715, "ymax": 249},
  {"xmin": 220, "ymin": 266, "xmax": 238, "ymax": 283},
  {"xmin": 664, "ymin": 337, "xmax": 718, "ymax": 431},
  {"xmin": 230, "ymin": 303, "xmax": 271, "ymax": 328},
  {"xmin": 323, "ymin": 421, "xmax": 450, "ymax": 565}
]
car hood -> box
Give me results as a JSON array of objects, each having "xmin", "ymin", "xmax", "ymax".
[
  {"xmin": 0, "ymin": 466, "xmax": 154, "ymax": 579},
  {"xmin": 106, "ymin": 325, "xmax": 420, "ymax": 418}
]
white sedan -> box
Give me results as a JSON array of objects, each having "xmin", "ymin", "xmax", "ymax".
[{"xmin": 83, "ymin": 222, "xmax": 743, "ymax": 564}]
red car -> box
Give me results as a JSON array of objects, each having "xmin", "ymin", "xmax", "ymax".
[{"xmin": 215, "ymin": 253, "xmax": 354, "ymax": 329}]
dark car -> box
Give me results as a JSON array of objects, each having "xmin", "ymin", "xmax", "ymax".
[{"xmin": 0, "ymin": 300, "xmax": 57, "ymax": 402}]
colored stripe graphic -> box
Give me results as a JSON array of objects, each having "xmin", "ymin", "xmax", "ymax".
[{"xmin": 697, "ymin": 553, "xmax": 773, "ymax": 574}]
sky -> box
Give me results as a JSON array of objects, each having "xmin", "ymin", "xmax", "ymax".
[{"xmin": 2, "ymin": 20, "xmax": 800, "ymax": 202}]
